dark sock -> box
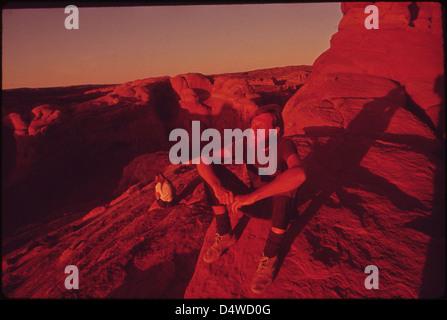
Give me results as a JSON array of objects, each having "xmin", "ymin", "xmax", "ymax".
[
  {"xmin": 215, "ymin": 212, "xmax": 231, "ymax": 236},
  {"xmin": 263, "ymin": 229, "xmax": 284, "ymax": 258}
]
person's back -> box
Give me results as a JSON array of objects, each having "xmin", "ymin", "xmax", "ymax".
[
  {"xmin": 154, "ymin": 173, "xmax": 176, "ymax": 210},
  {"xmin": 155, "ymin": 179, "xmax": 174, "ymax": 202}
]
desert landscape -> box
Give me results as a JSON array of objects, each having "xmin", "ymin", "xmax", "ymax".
[{"xmin": 2, "ymin": 2, "xmax": 445, "ymax": 299}]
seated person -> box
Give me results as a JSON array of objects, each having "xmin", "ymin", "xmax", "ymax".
[
  {"xmin": 197, "ymin": 104, "xmax": 307, "ymax": 294},
  {"xmin": 149, "ymin": 172, "xmax": 175, "ymax": 211}
]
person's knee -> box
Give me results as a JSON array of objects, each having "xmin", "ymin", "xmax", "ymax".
[
  {"xmin": 271, "ymin": 226, "xmax": 286, "ymax": 234},
  {"xmin": 212, "ymin": 205, "xmax": 227, "ymax": 215}
]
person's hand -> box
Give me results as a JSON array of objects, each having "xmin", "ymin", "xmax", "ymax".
[
  {"xmin": 212, "ymin": 185, "xmax": 235, "ymax": 206},
  {"xmin": 231, "ymin": 194, "xmax": 256, "ymax": 218}
]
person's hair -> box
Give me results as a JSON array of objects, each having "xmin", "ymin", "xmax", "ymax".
[{"xmin": 251, "ymin": 104, "xmax": 285, "ymax": 137}]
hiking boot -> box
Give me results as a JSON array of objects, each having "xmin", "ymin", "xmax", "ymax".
[
  {"xmin": 251, "ymin": 255, "xmax": 278, "ymax": 294},
  {"xmin": 203, "ymin": 232, "xmax": 237, "ymax": 263}
]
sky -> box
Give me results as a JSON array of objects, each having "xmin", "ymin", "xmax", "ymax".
[{"xmin": 2, "ymin": 3, "xmax": 342, "ymax": 89}]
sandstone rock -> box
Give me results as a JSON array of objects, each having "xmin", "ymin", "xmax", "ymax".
[
  {"xmin": 2, "ymin": 163, "xmax": 213, "ymax": 298},
  {"xmin": 272, "ymin": 1, "xmax": 445, "ymax": 298},
  {"xmin": 283, "ymin": 73, "xmax": 436, "ymax": 142},
  {"xmin": 116, "ymin": 151, "xmax": 172, "ymax": 195},
  {"xmin": 2, "ymin": 83, "xmax": 170, "ymax": 236},
  {"xmin": 186, "ymin": 128, "xmax": 443, "ymax": 298},
  {"xmin": 169, "ymin": 67, "xmax": 310, "ymax": 133},
  {"xmin": 315, "ymin": 2, "xmax": 444, "ymax": 132},
  {"xmin": 3, "ymin": 113, "xmax": 28, "ymax": 136},
  {"xmin": 28, "ymin": 104, "xmax": 64, "ymax": 136},
  {"xmin": 170, "ymin": 73, "xmax": 212, "ymax": 95},
  {"xmin": 82, "ymin": 205, "xmax": 107, "ymax": 222},
  {"xmin": 96, "ymin": 76, "xmax": 172, "ymax": 107}
]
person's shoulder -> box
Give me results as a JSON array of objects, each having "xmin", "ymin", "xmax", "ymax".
[
  {"xmin": 279, "ymin": 136, "xmax": 293, "ymax": 145},
  {"xmin": 165, "ymin": 179, "xmax": 175, "ymax": 189},
  {"xmin": 279, "ymin": 137, "xmax": 297, "ymax": 151},
  {"xmin": 278, "ymin": 137, "xmax": 298, "ymax": 160}
]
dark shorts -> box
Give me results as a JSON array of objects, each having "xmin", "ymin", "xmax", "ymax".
[{"xmin": 204, "ymin": 164, "xmax": 297, "ymax": 230}]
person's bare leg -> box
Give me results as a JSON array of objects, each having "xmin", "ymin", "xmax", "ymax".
[
  {"xmin": 203, "ymin": 205, "xmax": 237, "ymax": 263},
  {"xmin": 252, "ymin": 195, "xmax": 292, "ymax": 294}
]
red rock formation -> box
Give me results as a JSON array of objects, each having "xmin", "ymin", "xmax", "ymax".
[
  {"xmin": 170, "ymin": 66, "xmax": 310, "ymax": 132},
  {"xmin": 277, "ymin": 2, "xmax": 443, "ymax": 298},
  {"xmin": 115, "ymin": 151, "xmax": 172, "ymax": 195},
  {"xmin": 300, "ymin": 2, "xmax": 444, "ymax": 135},
  {"xmin": 2, "ymin": 162, "xmax": 212, "ymax": 298},
  {"xmin": 1, "ymin": 81, "xmax": 172, "ymax": 236}
]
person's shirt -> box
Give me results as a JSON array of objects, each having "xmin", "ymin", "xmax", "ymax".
[
  {"xmin": 190, "ymin": 120, "xmax": 300, "ymax": 187},
  {"xmin": 244, "ymin": 137, "xmax": 299, "ymax": 189},
  {"xmin": 217, "ymin": 135, "xmax": 299, "ymax": 188},
  {"xmin": 155, "ymin": 179, "xmax": 174, "ymax": 202}
]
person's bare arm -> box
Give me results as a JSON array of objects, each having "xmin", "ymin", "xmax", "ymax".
[
  {"xmin": 197, "ymin": 163, "xmax": 235, "ymax": 205},
  {"xmin": 251, "ymin": 154, "xmax": 305, "ymax": 201},
  {"xmin": 231, "ymin": 153, "xmax": 306, "ymax": 213}
]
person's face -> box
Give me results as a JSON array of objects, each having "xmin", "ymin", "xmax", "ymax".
[
  {"xmin": 250, "ymin": 113, "xmax": 279, "ymax": 142},
  {"xmin": 155, "ymin": 174, "xmax": 162, "ymax": 182}
]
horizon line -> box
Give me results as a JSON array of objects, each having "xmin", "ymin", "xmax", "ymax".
[{"xmin": 2, "ymin": 64, "xmax": 313, "ymax": 91}]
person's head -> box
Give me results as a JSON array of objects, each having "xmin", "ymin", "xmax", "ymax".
[
  {"xmin": 155, "ymin": 172, "xmax": 165, "ymax": 182},
  {"xmin": 250, "ymin": 104, "xmax": 284, "ymax": 139}
]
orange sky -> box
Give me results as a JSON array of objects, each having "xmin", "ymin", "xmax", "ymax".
[{"xmin": 2, "ymin": 3, "xmax": 342, "ymax": 89}]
